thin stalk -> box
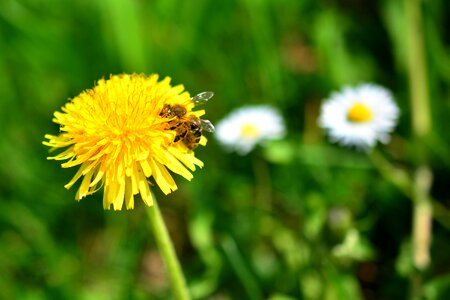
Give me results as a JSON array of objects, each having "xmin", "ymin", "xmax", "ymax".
[
  {"xmin": 252, "ymin": 154, "xmax": 272, "ymax": 212},
  {"xmin": 404, "ymin": 0, "xmax": 433, "ymax": 298},
  {"xmin": 405, "ymin": 0, "xmax": 433, "ymax": 269},
  {"xmin": 412, "ymin": 166, "xmax": 433, "ymax": 270},
  {"xmin": 99, "ymin": 0, "xmax": 147, "ymax": 71},
  {"xmin": 147, "ymin": 200, "xmax": 191, "ymax": 300},
  {"xmin": 369, "ymin": 150, "xmax": 411, "ymax": 196},
  {"xmin": 405, "ymin": 0, "xmax": 431, "ymax": 139},
  {"xmin": 221, "ymin": 235, "xmax": 264, "ymax": 300},
  {"xmin": 242, "ymin": 0, "xmax": 284, "ymax": 103},
  {"xmin": 369, "ymin": 150, "xmax": 450, "ymax": 230}
]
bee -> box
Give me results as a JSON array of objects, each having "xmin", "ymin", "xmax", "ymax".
[{"xmin": 159, "ymin": 92, "xmax": 215, "ymax": 150}]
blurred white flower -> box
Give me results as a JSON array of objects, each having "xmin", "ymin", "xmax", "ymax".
[
  {"xmin": 319, "ymin": 84, "xmax": 399, "ymax": 150},
  {"xmin": 215, "ymin": 105, "xmax": 285, "ymax": 155}
]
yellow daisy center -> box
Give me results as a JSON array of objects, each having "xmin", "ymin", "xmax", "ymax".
[
  {"xmin": 347, "ymin": 102, "xmax": 373, "ymax": 123},
  {"xmin": 240, "ymin": 123, "xmax": 260, "ymax": 138}
]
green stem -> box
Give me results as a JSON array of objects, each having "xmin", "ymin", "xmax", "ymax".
[
  {"xmin": 242, "ymin": 0, "xmax": 284, "ymax": 103},
  {"xmin": 405, "ymin": 0, "xmax": 431, "ymax": 140},
  {"xmin": 99, "ymin": 0, "xmax": 147, "ymax": 71},
  {"xmin": 369, "ymin": 151, "xmax": 411, "ymax": 195},
  {"xmin": 221, "ymin": 235, "xmax": 264, "ymax": 300},
  {"xmin": 147, "ymin": 200, "xmax": 191, "ymax": 300},
  {"xmin": 411, "ymin": 166, "xmax": 433, "ymax": 270},
  {"xmin": 405, "ymin": 0, "xmax": 433, "ymax": 268},
  {"xmin": 369, "ymin": 150, "xmax": 450, "ymax": 230},
  {"xmin": 404, "ymin": 0, "xmax": 433, "ymax": 298},
  {"xmin": 252, "ymin": 154, "xmax": 272, "ymax": 212}
]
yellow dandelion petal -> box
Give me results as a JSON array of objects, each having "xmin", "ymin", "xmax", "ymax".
[
  {"xmin": 124, "ymin": 176, "xmax": 134, "ymax": 210},
  {"xmin": 168, "ymin": 146, "xmax": 204, "ymax": 171},
  {"xmin": 43, "ymin": 73, "xmax": 212, "ymax": 210},
  {"xmin": 149, "ymin": 158, "xmax": 177, "ymax": 195},
  {"xmin": 137, "ymin": 166, "xmax": 154, "ymax": 206},
  {"xmin": 130, "ymin": 164, "xmax": 140, "ymax": 195},
  {"xmin": 77, "ymin": 168, "xmax": 96, "ymax": 199},
  {"xmin": 153, "ymin": 147, "xmax": 193, "ymax": 180},
  {"xmin": 64, "ymin": 166, "xmax": 84, "ymax": 190},
  {"xmin": 193, "ymin": 109, "xmax": 206, "ymax": 117},
  {"xmin": 47, "ymin": 147, "xmax": 75, "ymax": 160},
  {"xmin": 89, "ymin": 166, "xmax": 105, "ymax": 188},
  {"xmin": 199, "ymin": 136, "xmax": 208, "ymax": 146},
  {"xmin": 140, "ymin": 159, "xmax": 153, "ymax": 178}
]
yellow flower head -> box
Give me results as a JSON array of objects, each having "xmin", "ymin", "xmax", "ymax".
[{"xmin": 44, "ymin": 74, "xmax": 211, "ymax": 210}]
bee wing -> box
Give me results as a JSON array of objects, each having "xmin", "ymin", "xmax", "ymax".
[
  {"xmin": 191, "ymin": 91, "xmax": 214, "ymax": 105},
  {"xmin": 200, "ymin": 119, "xmax": 215, "ymax": 133}
]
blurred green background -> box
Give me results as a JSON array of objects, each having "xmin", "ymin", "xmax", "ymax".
[{"xmin": 0, "ymin": 0, "xmax": 449, "ymax": 299}]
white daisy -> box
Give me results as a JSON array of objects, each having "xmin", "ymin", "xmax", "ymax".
[
  {"xmin": 215, "ymin": 105, "xmax": 285, "ymax": 155},
  {"xmin": 319, "ymin": 84, "xmax": 400, "ymax": 150}
]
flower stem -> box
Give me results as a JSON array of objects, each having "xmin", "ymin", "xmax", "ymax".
[
  {"xmin": 221, "ymin": 235, "xmax": 264, "ymax": 300},
  {"xmin": 404, "ymin": 0, "xmax": 433, "ymax": 298},
  {"xmin": 147, "ymin": 200, "xmax": 191, "ymax": 300},
  {"xmin": 405, "ymin": 0, "xmax": 431, "ymax": 140},
  {"xmin": 412, "ymin": 167, "xmax": 433, "ymax": 268},
  {"xmin": 404, "ymin": 0, "xmax": 433, "ymax": 269},
  {"xmin": 369, "ymin": 150, "xmax": 450, "ymax": 229},
  {"xmin": 369, "ymin": 150, "xmax": 411, "ymax": 195},
  {"xmin": 252, "ymin": 154, "xmax": 272, "ymax": 212},
  {"xmin": 405, "ymin": 0, "xmax": 431, "ymax": 139}
]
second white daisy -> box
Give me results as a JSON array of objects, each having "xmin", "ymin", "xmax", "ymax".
[
  {"xmin": 215, "ymin": 105, "xmax": 285, "ymax": 155},
  {"xmin": 319, "ymin": 84, "xmax": 400, "ymax": 150}
]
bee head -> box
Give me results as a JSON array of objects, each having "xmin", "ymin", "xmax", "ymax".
[{"xmin": 171, "ymin": 105, "xmax": 187, "ymax": 117}]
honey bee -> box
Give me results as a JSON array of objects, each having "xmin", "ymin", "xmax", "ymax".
[{"xmin": 160, "ymin": 92, "xmax": 215, "ymax": 150}]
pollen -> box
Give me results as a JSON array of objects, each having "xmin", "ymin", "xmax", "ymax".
[{"xmin": 347, "ymin": 102, "xmax": 373, "ymax": 123}]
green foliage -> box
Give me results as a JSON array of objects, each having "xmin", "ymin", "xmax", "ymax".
[{"xmin": 0, "ymin": 0, "xmax": 449, "ymax": 299}]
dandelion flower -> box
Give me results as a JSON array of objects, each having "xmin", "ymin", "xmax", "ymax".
[
  {"xmin": 215, "ymin": 105, "xmax": 285, "ymax": 155},
  {"xmin": 43, "ymin": 74, "xmax": 211, "ymax": 210},
  {"xmin": 319, "ymin": 84, "xmax": 399, "ymax": 150}
]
